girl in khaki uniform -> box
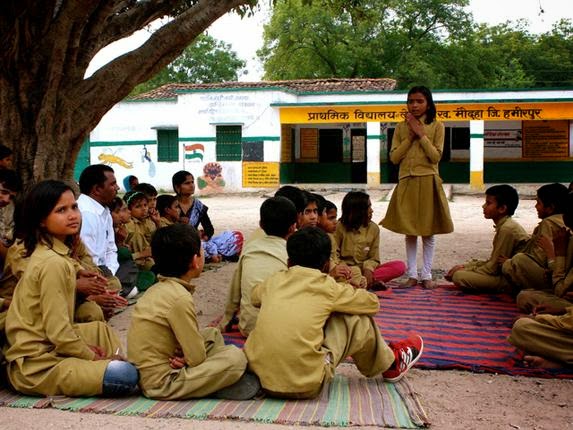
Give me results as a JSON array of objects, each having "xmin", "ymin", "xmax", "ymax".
[
  {"xmin": 336, "ymin": 191, "xmax": 405, "ymax": 290},
  {"xmin": 381, "ymin": 86, "xmax": 453, "ymax": 288},
  {"xmin": 4, "ymin": 180, "xmax": 138, "ymax": 397}
]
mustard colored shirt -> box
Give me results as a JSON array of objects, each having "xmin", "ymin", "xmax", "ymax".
[
  {"xmin": 334, "ymin": 221, "xmax": 381, "ymax": 272},
  {"xmin": 244, "ymin": 266, "xmax": 379, "ymax": 395},
  {"xmin": 390, "ymin": 116, "xmax": 445, "ymax": 179}
]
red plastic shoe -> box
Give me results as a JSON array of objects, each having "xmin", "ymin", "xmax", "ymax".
[{"xmin": 382, "ymin": 334, "xmax": 424, "ymax": 382}]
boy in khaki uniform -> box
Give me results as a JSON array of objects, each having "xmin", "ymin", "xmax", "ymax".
[
  {"xmin": 516, "ymin": 192, "xmax": 573, "ymax": 313},
  {"xmin": 125, "ymin": 192, "xmax": 155, "ymax": 270},
  {"xmin": 502, "ymin": 183, "xmax": 568, "ymax": 292},
  {"xmin": 509, "ymin": 192, "xmax": 573, "ymax": 368},
  {"xmin": 244, "ymin": 227, "xmax": 423, "ymax": 399},
  {"xmin": 128, "ymin": 224, "xmax": 259, "ymax": 400},
  {"xmin": 219, "ymin": 196, "xmax": 297, "ymax": 336},
  {"xmin": 446, "ymin": 185, "xmax": 529, "ymax": 293}
]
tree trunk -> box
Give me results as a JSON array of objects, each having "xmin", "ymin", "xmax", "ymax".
[{"xmin": 0, "ymin": 0, "xmax": 252, "ymax": 188}]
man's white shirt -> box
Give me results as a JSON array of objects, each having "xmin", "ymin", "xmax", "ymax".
[{"xmin": 77, "ymin": 193, "xmax": 119, "ymax": 274}]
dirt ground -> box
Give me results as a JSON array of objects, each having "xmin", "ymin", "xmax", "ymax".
[{"xmin": 2, "ymin": 185, "xmax": 573, "ymax": 429}]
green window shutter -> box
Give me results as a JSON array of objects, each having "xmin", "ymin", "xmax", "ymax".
[
  {"xmin": 216, "ymin": 125, "xmax": 242, "ymax": 161},
  {"xmin": 157, "ymin": 129, "xmax": 179, "ymax": 162}
]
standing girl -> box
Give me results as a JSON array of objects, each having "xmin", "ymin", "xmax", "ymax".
[
  {"xmin": 380, "ymin": 86, "xmax": 453, "ymax": 288},
  {"xmin": 4, "ymin": 180, "xmax": 138, "ymax": 396},
  {"xmin": 335, "ymin": 191, "xmax": 406, "ymax": 290}
]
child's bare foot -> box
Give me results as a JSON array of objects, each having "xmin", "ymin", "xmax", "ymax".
[{"xmin": 524, "ymin": 355, "xmax": 563, "ymax": 369}]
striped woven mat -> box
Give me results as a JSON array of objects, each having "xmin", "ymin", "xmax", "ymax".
[
  {"xmin": 223, "ymin": 282, "xmax": 573, "ymax": 379},
  {"xmin": 0, "ymin": 375, "xmax": 429, "ymax": 428}
]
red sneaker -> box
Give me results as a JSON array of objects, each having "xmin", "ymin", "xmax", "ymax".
[{"xmin": 382, "ymin": 334, "xmax": 424, "ymax": 382}]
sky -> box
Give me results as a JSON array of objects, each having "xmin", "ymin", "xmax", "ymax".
[{"xmin": 87, "ymin": 0, "xmax": 573, "ymax": 81}]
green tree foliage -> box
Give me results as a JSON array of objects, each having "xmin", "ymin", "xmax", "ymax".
[
  {"xmin": 259, "ymin": 0, "xmax": 573, "ymax": 89},
  {"xmin": 132, "ymin": 34, "xmax": 246, "ymax": 95}
]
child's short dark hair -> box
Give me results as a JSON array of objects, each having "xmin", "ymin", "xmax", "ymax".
[
  {"xmin": 151, "ymin": 224, "xmax": 201, "ymax": 277},
  {"xmin": 260, "ymin": 196, "xmax": 297, "ymax": 237},
  {"xmin": 340, "ymin": 191, "xmax": 370, "ymax": 230},
  {"xmin": 537, "ymin": 183, "xmax": 569, "ymax": 214},
  {"xmin": 312, "ymin": 193, "xmax": 327, "ymax": 215},
  {"xmin": 133, "ymin": 183, "xmax": 158, "ymax": 198},
  {"xmin": 324, "ymin": 200, "xmax": 337, "ymax": 213},
  {"xmin": 275, "ymin": 185, "xmax": 307, "ymax": 214},
  {"xmin": 287, "ymin": 227, "xmax": 331, "ymax": 270},
  {"xmin": 109, "ymin": 196, "xmax": 125, "ymax": 212},
  {"xmin": 124, "ymin": 191, "xmax": 147, "ymax": 209},
  {"xmin": 0, "ymin": 169, "xmax": 22, "ymax": 193},
  {"xmin": 485, "ymin": 184, "xmax": 519, "ymax": 216},
  {"xmin": 156, "ymin": 194, "xmax": 177, "ymax": 217}
]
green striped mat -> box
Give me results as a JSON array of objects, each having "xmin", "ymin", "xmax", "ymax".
[{"xmin": 0, "ymin": 375, "xmax": 429, "ymax": 427}]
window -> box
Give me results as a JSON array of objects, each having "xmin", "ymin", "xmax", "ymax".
[
  {"xmin": 216, "ymin": 125, "xmax": 242, "ymax": 161},
  {"xmin": 157, "ymin": 129, "xmax": 179, "ymax": 162}
]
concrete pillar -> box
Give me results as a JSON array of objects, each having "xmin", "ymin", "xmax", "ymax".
[
  {"xmin": 469, "ymin": 120, "xmax": 485, "ymax": 190},
  {"xmin": 366, "ymin": 122, "xmax": 380, "ymax": 185}
]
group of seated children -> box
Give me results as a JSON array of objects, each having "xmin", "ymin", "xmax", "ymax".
[
  {"xmin": 1, "ymin": 179, "xmax": 423, "ymax": 400},
  {"xmin": 445, "ymin": 182, "xmax": 573, "ymax": 369}
]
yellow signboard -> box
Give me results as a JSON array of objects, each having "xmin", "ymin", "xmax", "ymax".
[
  {"xmin": 522, "ymin": 120, "xmax": 570, "ymax": 159},
  {"xmin": 280, "ymin": 102, "xmax": 573, "ymax": 124},
  {"xmin": 242, "ymin": 162, "xmax": 280, "ymax": 188}
]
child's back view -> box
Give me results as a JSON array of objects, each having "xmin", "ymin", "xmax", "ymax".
[
  {"xmin": 502, "ymin": 183, "xmax": 568, "ymax": 292},
  {"xmin": 245, "ymin": 227, "xmax": 423, "ymax": 399},
  {"xmin": 447, "ymin": 185, "xmax": 529, "ymax": 293},
  {"xmin": 127, "ymin": 224, "xmax": 259, "ymax": 400},
  {"xmin": 219, "ymin": 196, "xmax": 297, "ymax": 336}
]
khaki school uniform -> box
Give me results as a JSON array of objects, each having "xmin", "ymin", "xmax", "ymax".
[
  {"xmin": 4, "ymin": 239, "xmax": 121, "ymax": 396},
  {"xmin": 244, "ymin": 266, "xmax": 394, "ymax": 398},
  {"xmin": 244, "ymin": 227, "xmax": 266, "ymax": 247},
  {"xmin": 516, "ymin": 236, "xmax": 573, "ymax": 313},
  {"xmin": 381, "ymin": 117, "xmax": 453, "ymax": 236},
  {"xmin": 328, "ymin": 232, "xmax": 365, "ymax": 287},
  {"xmin": 502, "ymin": 214, "xmax": 564, "ymax": 291},
  {"xmin": 335, "ymin": 221, "xmax": 381, "ymax": 273},
  {"xmin": 127, "ymin": 276, "xmax": 246, "ymax": 399},
  {"xmin": 159, "ymin": 217, "xmax": 174, "ymax": 228},
  {"xmin": 453, "ymin": 216, "xmax": 529, "ymax": 293},
  {"xmin": 126, "ymin": 218, "xmax": 154, "ymax": 270},
  {"xmin": 143, "ymin": 217, "xmax": 158, "ymax": 242},
  {"xmin": 219, "ymin": 234, "xmax": 287, "ymax": 336},
  {"xmin": 509, "ymin": 307, "xmax": 573, "ymax": 365}
]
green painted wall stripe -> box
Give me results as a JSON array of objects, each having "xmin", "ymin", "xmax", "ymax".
[
  {"xmin": 90, "ymin": 140, "xmax": 156, "ymax": 147},
  {"xmin": 367, "ymin": 135, "xmax": 384, "ymax": 139},
  {"xmin": 124, "ymin": 98, "xmax": 177, "ymax": 103},
  {"xmin": 470, "ymin": 133, "xmax": 484, "ymax": 138}
]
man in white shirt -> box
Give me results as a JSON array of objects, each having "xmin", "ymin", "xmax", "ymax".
[{"xmin": 78, "ymin": 164, "xmax": 137, "ymax": 298}]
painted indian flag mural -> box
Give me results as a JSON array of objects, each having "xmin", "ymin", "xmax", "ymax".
[{"xmin": 185, "ymin": 143, "xmax": 205, "ymax": 161}]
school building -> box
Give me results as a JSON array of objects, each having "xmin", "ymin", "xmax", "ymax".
[{"xmin": 84, "ymin": 79, "xmax": 573, "ymax": 194}]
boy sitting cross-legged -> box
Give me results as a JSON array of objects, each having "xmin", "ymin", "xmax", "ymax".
[
  {"xmin": 244, "ymin": 227, "xmax": 423, "ymax": 399},
  {"xmin": 446, "ymin": 184, "xmax": 529, "ymax": 293},
  {"xmin": 127, "ymin": 224, "xmax": 260, "ymax": 400}
]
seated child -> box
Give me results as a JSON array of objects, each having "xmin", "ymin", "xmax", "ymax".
[
  {"xmin": 502, "ymin": 183, "xmax": 569, "ymax": 292},
  {"xmin": 110, "ymin": 196, "xmax": 155, "ymax": 293},
  {"xmin": 4, "ymin": 180, "xmax": 137, "ymax": 397},
  {"xmin": 516, "ymin": 191, "xmax": 573, "ymax": 314},
  {"xmin": 244, "ymin": 227, "xmax": 423, "ymax": 399},
  {"xmin": 124, "ymin": 191, "xmax": 155, "ymax": 271},
  {"xmin": 334, "ymin": 191, "xmax": 405, "ymax": 290},
  {"xmin": 219, "ymin": 196, "xmax": 297, "ymax": 336},
  {"xmin": 133, "ymin": 183, "xmax": 161, "ymax": 236},
  {"xmin": 318, "ymin": 200, "xmax": 366, "ymax": 288},
  {"xmin": 127, "ymin": 224, "xmax": 259, "ymax": 400},
  {"xmin": 446, "ymin": 185, "xmax": 529, "ymax": 293},
  {"xmin": 0, "ymin": 169, "xmax": 21, "ymax": 260},
  {"xmin": 299, "ymin": 191, "xmax": 319, "ymax": 228},
  {"xmin": 156, "ymin": 194, "xmax": 179, "ymax": 228}
]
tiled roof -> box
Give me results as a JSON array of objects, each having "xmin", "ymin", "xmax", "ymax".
[{"xmin": 130, "ymin": 78, "xmax": 397, "ymax": 100}]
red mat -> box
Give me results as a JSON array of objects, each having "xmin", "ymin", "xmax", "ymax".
[{"xmin": 221, "ymin": 283, "xmax": 573, "ymax": 379}]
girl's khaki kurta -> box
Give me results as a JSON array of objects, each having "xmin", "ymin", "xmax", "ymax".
[
  {"xmin": 5, "ymin": 239, "xmax": 121, "ymax": 397},
  {"xmin": 381, "ymin": 117, "xmax": 453, "ymax": 236}
]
